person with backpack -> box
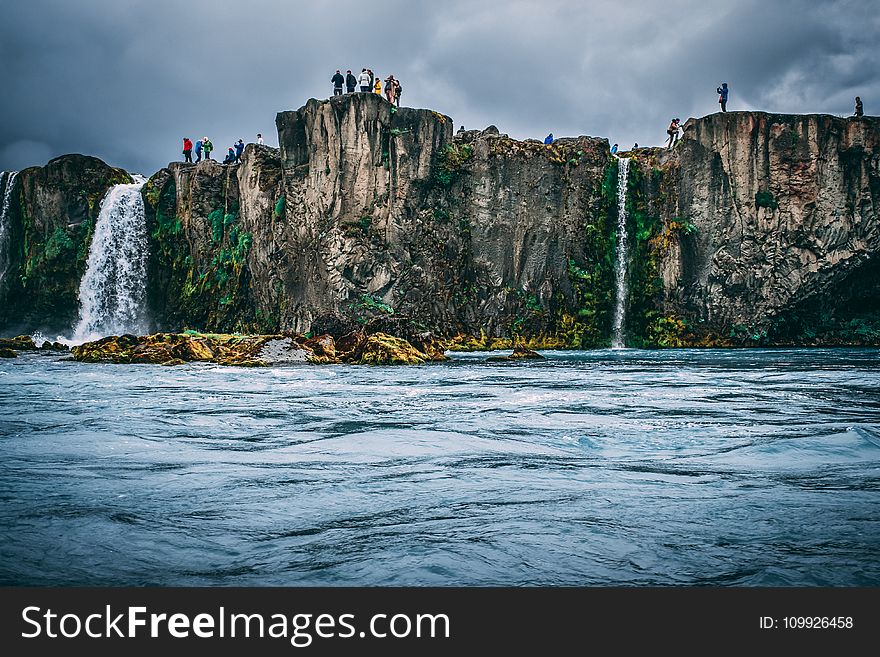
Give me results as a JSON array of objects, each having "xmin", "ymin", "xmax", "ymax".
[
  {"xmin": 854, "ymin": 96, "xmax": 864, "ymax": 117},
  {"xmin": 331, "ymin": 69, "xmax": 345, "ymax": 96},
  {"xmin": 203, "ymin": 137, "xmax": 213, "ymax": 160},
  {"xmin": 345, "ymin": 70, "xmax": 357, "ymax": 93},
  {"xmin": 665, "ymin": 118, "xmax": 681, "ymax": 149},
  {"xmin": 384, "ymin": 75, "xmax": 396, "ymax": 103},
  {"xmin": 234, "ymin": 139, "xmax": 245, "ymax": 163},
  {"xmin": 195, "ymin": 138, "xmax": 203, "ymax": 162},
  {"xmin": 358, "ymin": 69, "xmax": 371, "ymax": 92},
  {"xmin": 182, "ymin": 137, "xmax": 193, "ymax": 163},
  {"xmin": 393, "ymin": 79, "xmax": 402, "ymax": 107},
  {"xmin": 717, "ymin": 83, "xmax": 729, "ymax": 112}
]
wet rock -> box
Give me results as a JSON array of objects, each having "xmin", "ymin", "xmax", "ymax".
[
  {"xmin": 335, "ymin": 330, "xmax": 367, "ymax": 357},
  {"xmin": 309, "ymin": 312, "xmax": 357, "ymax": 340},
  {"xmin": 257, "ymin": 337, "xmax": 315, "ymax": 364},
  {"xmin": 40, "ymin": 341, "xmax": 69, "ymax": 351},
  {"xmin": 510, "ymin": 344, "xmax": 544, "ymax": 359},
  {"xmin": 0, "ymin": 336, "xmax": 37, "ymax": 350},
  {"xmin": 351, "ymin": 332, "xmax": 428, "ymax": 365},
  {"xmin": 486, "ymin": 344, "xmax": 545, "ymax": 362},
  {"xmin": 0, "ymin": 347, "xmax": 16, "ymax": 358},
  {"xmin": 364, "ymin": 317, "xmax": 446, "ymax": 361}
]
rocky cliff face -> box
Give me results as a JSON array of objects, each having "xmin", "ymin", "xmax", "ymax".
[
  {"xmin": 4, "ymin": 98, "xmax": 879, "ymax": 348},
  {"xmin": 0, "ymin": 155, "xmax": 131, "ymax": 334},
  {"xmin": 268, "ymin": 93, "xmax": 614, "ymax": 342},
  {"xmin": 636, "ymin": 112, "xmax": 880, "ymax": 345}
]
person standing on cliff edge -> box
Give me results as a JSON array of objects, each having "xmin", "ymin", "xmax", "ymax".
[
  {"xmin": 331, "ymin": 70, "xmax": 344, "ymax": 96},
  {"xmin": 346, "ymin": 70, "xmax": 357, "ymax": 93},
  {"xmin": 194, "ymin": 138, "xmax": 203, "ymax": 162},
  {"xmin": 182, "ymin": 137, "xmax": 193, "ymax": 163},
  {"xmin": 854, "ymin": 96, "xmax": 864, "ymax": 117},
  {"xmin": 665, "ymin": 118, "xmax": 681, "ymax": 149},
  {"xmin": 358, "ymin": 69, "xmax": 371, "ymax": 92},
  {"xmin": 257, "ymin": 133, "xmax": 264, "ymax": 145},
  {"xmin": 717, "ymin": 83, "xmax": 729, "ymax": 112}
]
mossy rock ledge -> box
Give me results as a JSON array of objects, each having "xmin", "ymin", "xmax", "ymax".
[{"xmin": 71, "ymin": 331, "xmax": 447, "ymax": 366}]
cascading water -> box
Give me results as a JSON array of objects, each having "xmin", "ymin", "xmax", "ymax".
[
  {"xmin": 611, "ymin": 158, "xmax": 630, "ymax": 349},
  {"xmin": 72, "ymin": 176, "xmax": 149, "ymax": 343},
  {"xmin": 0, "ymin": 170, "xmax": 18, "ymax": 286}
]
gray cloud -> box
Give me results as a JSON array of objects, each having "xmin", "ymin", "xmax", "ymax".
[{"xmin": 0, "ymin": 0, "xmax": 876, "ymax": 174}]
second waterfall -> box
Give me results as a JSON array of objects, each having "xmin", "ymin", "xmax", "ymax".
[
  {"xmin": 72, "ymin": 176, "xmax": 149, "ymax": 342},
  {"xmin": 611, "ymin": 158, "xmax": 630, "ymax": 349}
]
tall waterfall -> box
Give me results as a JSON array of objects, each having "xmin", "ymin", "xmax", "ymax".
[
  {"xmin": 0, "ymin": 171, "xmax": 18, "ymax": 286},
  {"xmin": 72, "ymin": 176, "xmax": 149, "ymax": 342},
  {"xmin": 611, "ymin": 158, "xmax": 630, "ymax": 349}
]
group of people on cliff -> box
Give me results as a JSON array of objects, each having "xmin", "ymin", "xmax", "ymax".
[
  {"xmin": 182, "ymin": 134, "xmax": 265, "ymax": 165},
  {"xmin": 331, "ymin": 69, "xmax": 402, "ymax": 106}
]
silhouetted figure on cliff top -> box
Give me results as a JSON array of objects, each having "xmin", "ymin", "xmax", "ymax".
[
  {"xmin": 331, "ymin": 70, "xmax": 344, "ymax": 96},
  {"xmin": 854, "ymin": 97, "xmax": 864, "ymax": 117},
  {"xmin": 384, "ymin": 75, "xmax": 396, "ymax": 103},
  {"xmin": 666, "ymin": 118, "xmax": 681, "ymax": 149},
  {"xmin": 717, "ymin": 83, "xmax": 729, "ymax": 112}
]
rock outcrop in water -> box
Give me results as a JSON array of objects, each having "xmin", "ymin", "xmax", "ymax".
[
  {"xmin": 1, "ymin": 94, "xmax": 878, "ymax": 348},
  {"xmin": 71, "ymin": 328, "xmax": 445, "ymax": 366}
]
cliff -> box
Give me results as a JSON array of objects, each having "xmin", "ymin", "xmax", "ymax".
[
  {"xmin": 0, "ymin": 155, "xmax": 132, "ymax": 334},
  {"xmin": 2, "ymin": 96, "xmax": 878, "ymax": 348},
  {"xmin": 631, "ymin": 111, "xmax": 880, "ymax": 345}
]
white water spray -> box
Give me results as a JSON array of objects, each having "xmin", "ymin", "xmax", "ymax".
[
  {"xmin": 611, "ymin": 158, "xmax": 630, "ymax": 349},
  {"xmin": 0, "ymin": 170, "xmax": 18, "ymax": 286},
  {"xmin": 72, "ymin": 176, "xmax": 149, "ymax": 343}
]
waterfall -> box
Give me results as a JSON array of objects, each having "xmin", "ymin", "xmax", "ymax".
[
  {"xmin": 611, "ymin": 158, "xmax": 630, "ymax": 349},
  {"xmin": 72, "ymin": 176, "xmax": 149, "ymax": 342},
  {"xmin": 0, "ymin": 171, "xmax": 18, "ymax": 286}
]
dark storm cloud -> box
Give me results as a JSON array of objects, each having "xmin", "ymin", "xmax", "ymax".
[{"xmin": 0, "ymin": 0, "xmax": 876, "ymax": 174}]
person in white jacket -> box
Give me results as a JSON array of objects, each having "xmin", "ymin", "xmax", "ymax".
[{"xmin": 358, "ymin": 69, "xmax": 371, "ymax": 92}]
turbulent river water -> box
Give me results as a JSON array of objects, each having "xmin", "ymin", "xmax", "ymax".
[{"xmin": 1, "ymin": 348, "xmax": 879, "ymax": 586}]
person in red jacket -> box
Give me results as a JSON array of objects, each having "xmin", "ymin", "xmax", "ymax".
[{"xmin": 182, "ymin": 137, "xmax": 193, "ymax": 163}]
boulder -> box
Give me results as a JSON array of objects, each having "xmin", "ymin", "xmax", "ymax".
[
  {"xmin": 0, "ymin": 347, "xmax": 16, "ymax": 358},
  {"xmin": 0, "ymin": 335, "xmax": 37, "ymax": 350},
  {"xmin": 351, "ymin": 332, "xmax": 427, "ymax": 365}
]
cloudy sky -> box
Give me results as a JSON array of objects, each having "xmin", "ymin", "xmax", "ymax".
[{"xmin": 0, "ymin": 0, "xmax": 876, "ymax": 175}]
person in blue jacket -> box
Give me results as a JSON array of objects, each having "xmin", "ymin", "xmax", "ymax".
[
  {"xmin": 717, "ymin": 83, "xmax": 729, "ymax": 112},
  {"xmin": 611, "ymin": 143, "xmax": 618, "ymax": 154},
  {"xmin": 544, "ymin": 133, "xmax": 554, "ymax": 144},
  {"xmin": 194, "ymin": 138, "xmax": 203, "ymax": 163},
  {"xmin": 234, "ymin": 139, "xmax": 245, "ymax": 163},
  {"xmin": 223, "ymin": 147, "xmax": 236, "ymax": 164}
]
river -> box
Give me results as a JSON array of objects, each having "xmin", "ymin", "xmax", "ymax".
[{"xmin": 1, "ymin": 348, "xmax": 878, "ymax": 585}]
